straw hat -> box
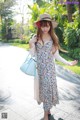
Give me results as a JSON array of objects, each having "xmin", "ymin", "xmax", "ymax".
[{"xmin": 34, "ymin": 13, "xmax": 58, "ymax": 28}]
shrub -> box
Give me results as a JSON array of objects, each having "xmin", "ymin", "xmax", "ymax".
[
  {"xmin": 63, "ymin": 22, "xmax": 80, "ymax": 60},
  {"xmin": 63, "ymin": 27, "xmax": 77, "ymax": 48},
  {"xmin": 69, "ymin": 48, "xmax": 80, "ymax": 60}
]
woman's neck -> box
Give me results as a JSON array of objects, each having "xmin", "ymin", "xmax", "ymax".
[
  {"xmin": 42, "ymin": 33, "xmax": 50, "ymax": 39},
  {"xmin": 42, "ymin": 33, "xmax": 51, "ymax": 41}
]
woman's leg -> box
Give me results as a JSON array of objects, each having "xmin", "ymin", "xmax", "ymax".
[
  {"xmin": 44, "ymin": 110, "xmax": 48, "ymax": 120},
  {"xmin": 48, "ymin": 109, "xmax": 51, "ymax": 115},
  {"xmin": 43, "ymin": 102, "xmax": 51, "ymax": 120}
]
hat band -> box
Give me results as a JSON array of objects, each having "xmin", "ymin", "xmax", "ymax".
[{"xmin": 41, "ymin": 17, "xmax": 51, "ymax": 20}]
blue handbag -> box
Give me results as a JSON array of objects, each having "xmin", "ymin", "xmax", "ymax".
[{"xmin": 20, "ymin": 54, "xmax": 37, "ymax": 76}]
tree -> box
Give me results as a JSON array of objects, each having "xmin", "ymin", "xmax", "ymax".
[
  {"xmin": 0, "ymin": 0, "xmax": 16, "ymax": 39},
  {"xmin": 66, "ymin": 0, "xmax": 73, "ymax": 22},
  {"xmin": 66, "ymin": 0, "xmax": 79, "ymax": 22}
]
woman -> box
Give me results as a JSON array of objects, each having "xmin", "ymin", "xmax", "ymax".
[{"xmin": 29, "ymin": 13, "xmax": 78, "ymax": 120}]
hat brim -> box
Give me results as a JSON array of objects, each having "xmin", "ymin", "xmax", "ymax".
[{"xmin": 34, "ymin": 19, "xmax": 58, "ymax": 28}]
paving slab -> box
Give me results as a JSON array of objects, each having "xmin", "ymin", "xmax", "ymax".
[{"xmin": 0, "ymin": 43, "xmax": 80, "ymax": 120}]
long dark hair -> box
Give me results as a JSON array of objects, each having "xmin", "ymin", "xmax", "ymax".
[{"xmin": 36, "ymin": 20, "xmax": 60, "ymax": 53}]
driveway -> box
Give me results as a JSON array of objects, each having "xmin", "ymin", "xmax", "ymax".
[{"xmin": 0, "ymin": 43, "xmax": 80, "ymax": 120}]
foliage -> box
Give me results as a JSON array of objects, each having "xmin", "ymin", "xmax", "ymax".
[
  {"xmin": 33, "ymin": 0, "xmax": 47, "ymax": 7},
  {"xmin": 69, "ymin": 48, "xmax": 80, "ymax": 60},
  {"xmin": 28, "ymin": 1, "xmax": 67, "ymax": 40},
  {"xmin": 27, "ymin": 1, "xmax": 80, "ymax": 61},
  {"xmin": 63, "ymin": 18, "xmax": 80, "ymax": 60},
  {"xmin": 64, "ymin": 27, "xmax": 77, "ymax": 48},
  {"xmin": 0, "ymin": 0, "xmax": 80, "ymax": 62},
  {"xmin": 0, "ymin": 0, "xmax": 15, "ymax": 17},
  {"xmin": 1, "ymin": 21, "xmax": 6, "ymax": 39},
  {"xmin": 0, "ymin": 17, "xmax": 14, "ymax": 40},
  {"xmin": 0, "ymin": 0, "xmax": 16, "ymax": 40},
  {"xmin": 10, "ymin": 42, "xmax": 29, "ymax": 50}
]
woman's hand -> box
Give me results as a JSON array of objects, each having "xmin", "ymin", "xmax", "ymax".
[
  {"xmin": 29, "ymin": 35, "xmax": 37, "ymax": 48},
  {"xmin": 69, "ymin": 60, "xmax": 78, "ymax": 66}
]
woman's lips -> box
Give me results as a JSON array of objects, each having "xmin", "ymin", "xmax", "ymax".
[{"xmin": 43, "ymin": 31, "xmax": 47, "ymax": 32}]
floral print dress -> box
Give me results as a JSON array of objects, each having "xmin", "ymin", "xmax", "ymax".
[{"xmin": 35, "ymin": 40, "xmax": 59, "ymax": 111}]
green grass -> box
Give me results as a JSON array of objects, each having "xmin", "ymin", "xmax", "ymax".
[
  {"xmin": 10, "ymin": 42, "xmax": 80, "ymax": 76},
  {"xmin": 56, "ymin": 53, "xmax": 80, "ymax": 75},
  {"xmin": 10, "ymin": 43, "xmax": 29, "ymax": 50}
]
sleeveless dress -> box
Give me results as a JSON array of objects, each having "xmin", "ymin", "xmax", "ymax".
[{"xmin": 35, "ymin": 40, "xmax": 59, "ymax": 111}]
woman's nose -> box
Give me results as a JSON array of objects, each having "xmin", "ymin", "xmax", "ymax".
[{"xmin": 44, "ymin": 27, "xmax": 47, "ymax": 30}]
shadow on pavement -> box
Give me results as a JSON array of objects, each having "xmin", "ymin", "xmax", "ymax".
[
  {"xmin": 0, "ymin": 42, "xmax": 11, "ymax": 47},
  {"xmin": 55, "ymin": 65, "xmax": 80, "ymax": 103},
  {"xmin": 40, "ymin": 115, "xmax": 64, "ymax": 120},
  {"xmin": 49, "ymin": 115, "xmax": 63, "ymax": 120},
  {"xmin": 56, "ymin": 65, "xmax": 80, "ymax": 85}
]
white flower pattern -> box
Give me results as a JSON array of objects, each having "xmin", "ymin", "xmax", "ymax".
[{"xmin": 35, "ymin": 40, "xmax": 59, "ymax": 111}]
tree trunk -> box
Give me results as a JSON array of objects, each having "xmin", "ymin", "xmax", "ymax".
[{"xmin": 66, "ymin": 0, "xmax": 73, "ymax": 22}]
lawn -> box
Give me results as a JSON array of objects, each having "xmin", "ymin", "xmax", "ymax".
[
  {"xmin": 56, "ymin": 53, "xmax": 80, "ymax": 75},
  {"xmin": 10, "ymin": 42, "xmax": 80, "ymax": 76},
  {"xmin": 10, "ymin": 43, "xmax": 29, "ymax": 50}
]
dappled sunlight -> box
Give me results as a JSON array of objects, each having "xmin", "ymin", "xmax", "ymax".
[
  {"xmin": 56, "ymin": 65, "xmax": 80, "ymax": 85},
  {"xmin": 56, "ymin": 65, "xmax": 80, "ymax": 101},
  {"xmin": 57, "ymin": 76, "xmax": 80, "ymax": 101}
]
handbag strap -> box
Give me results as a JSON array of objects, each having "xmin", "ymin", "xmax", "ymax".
[{"xmin": 24, "ymin": 52, "xmax": 37, "ymax": 63}]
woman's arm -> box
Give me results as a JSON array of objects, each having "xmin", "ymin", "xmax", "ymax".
[
  {"xmin": 29, "ymin": 35, "xmax": 37, "ymax": 47},
  {"xmin": 29, "ymin": 35, "xmax": 37, "ymax": 56},
  {"xmin": 53, "ymin": 50, "xmax": 78, "ymax": 66}
]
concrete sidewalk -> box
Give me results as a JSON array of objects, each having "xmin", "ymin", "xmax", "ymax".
[{"xmin": 0, "ymin": 43, "xmax": 80, "ymax": 120}]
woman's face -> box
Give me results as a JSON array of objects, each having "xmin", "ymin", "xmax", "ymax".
[{"xmin": 41, "ymin": 22, "xmax": 50, "ymax": 34}]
